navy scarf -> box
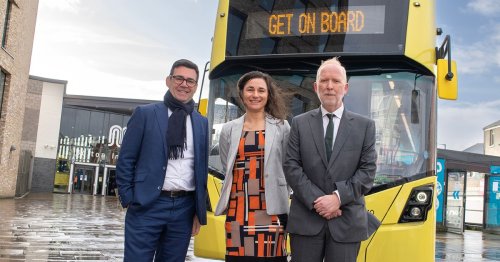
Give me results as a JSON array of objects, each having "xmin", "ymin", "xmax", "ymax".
[{"xmin": 163, "ymin": 90, "xmax": 194, "ymax": 159}]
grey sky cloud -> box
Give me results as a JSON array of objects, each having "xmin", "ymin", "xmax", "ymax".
[
  {"xmin": 438, "ymin": 100, "xmax": 500, "ymax": 150},
  {"xmin": 454, "ymin": 44, "xmax": 490, "ymax": 74},
  {"xmin": 31, "ymin": 1, "xmax": 216, "ymax": 101},
  {"xmin": 467, "ymin": 0, "xmax": 500, "ymax": 16},
  {"xmin": 42, "ymin": 0, "xmax": 81, "ymax": 13},
  {"xmin": 454, "ymin": 22, "xmax": 500, "ymax": 74}
]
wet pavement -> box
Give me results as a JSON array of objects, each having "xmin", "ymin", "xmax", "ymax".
[
  {"xmin": 436, "ymin": 230, "xmax": 500, "ymax": 261},
  {"xmin": 0, "ymin": 193, "xmax": 125, "ymax": 261},
  {"xmin": 0, "ymin": 193, "xmax": 499, "ymax": 261}
]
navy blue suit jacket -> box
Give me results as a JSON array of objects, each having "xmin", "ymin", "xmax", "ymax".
[{"xmin": 116, "ymin": 102, "xmax": 208, "ymax": 225}]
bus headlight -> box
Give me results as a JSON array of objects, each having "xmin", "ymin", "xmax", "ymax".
[
  {"xmin": 410, "ymin": 207, "xmax": 422, "ymax": 217},
  {"xmin": 399, "ymin": 185, "xmax": 433, "ymax": 223},
  {"xmin": 416, "ymin": 191, "xmax": 429, "ymax": 203}
]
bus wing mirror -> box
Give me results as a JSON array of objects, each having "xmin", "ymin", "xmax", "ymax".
[
  {"xmin": 411, "ymin": 90, "xmax": 420, "ymax": 124},
  {"xmin": 437, "ymin": 59, "xmax": 458, "ymax": 100},
  {"xmin": 198, "ymin": 98, "xmax": 208, "ymax": 116}
]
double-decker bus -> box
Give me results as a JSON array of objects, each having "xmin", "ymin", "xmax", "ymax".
[{"xmin": 195, "ymin": 0, "xmax": 458, "ymax": 261}]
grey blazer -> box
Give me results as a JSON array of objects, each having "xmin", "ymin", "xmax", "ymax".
[
  {"xmin": 284, "ymin": 108, "xmax": 379, "ymax": 242},
  {"xmin": 215, "ymin": 114, "xmax": 291, "ymax": 216}
]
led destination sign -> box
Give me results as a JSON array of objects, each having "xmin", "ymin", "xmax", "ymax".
[
  {"xmin": 246, "ymin": 6, "xmax": 385, "ymax": 39},
  {"xmin": 224, "ymin": 1, "xmax": 407, "ymax": 57}
]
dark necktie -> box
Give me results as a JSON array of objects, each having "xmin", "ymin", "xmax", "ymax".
[{"xmin": 325, "ymin": 113, "xmax": 334, "ymax": 160}]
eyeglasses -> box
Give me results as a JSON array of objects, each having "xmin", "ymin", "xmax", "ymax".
[{"xmin": 170, "ymin": 75, "xmax": 197, "ymax": 87}]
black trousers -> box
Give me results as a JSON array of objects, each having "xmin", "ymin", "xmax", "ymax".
[{"xmin": 289, "ymin": 225, "xmax": 360, "ymax": 262}]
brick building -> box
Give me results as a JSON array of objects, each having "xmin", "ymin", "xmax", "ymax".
[
  {"xmin": 20, "ymin": 76, "xmax": 157, "ymax": 196},
  {"xmin": 0, "ymin": 0, "xmax": 39, "ymax": 197},
  {"xmin": 19, "ymin": 76, "xmax": 66, "ymax": 195},
  {"xmin": 484, "ymin": 120, "xmax": 500, "ymax": 157}
]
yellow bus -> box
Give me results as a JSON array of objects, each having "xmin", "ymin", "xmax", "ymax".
[{"xmin": 195, "ymin": 0, "xmax": 458, "ymax": 261}]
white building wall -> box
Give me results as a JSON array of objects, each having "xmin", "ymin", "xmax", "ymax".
[{"xmin": 35, "ymin": 82, "xmax": 64, "ymax": 159}]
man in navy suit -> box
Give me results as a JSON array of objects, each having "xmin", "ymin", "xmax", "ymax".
[{"xmin": 116, "ymin": 59, "xmax": 208, "ymax": 262}]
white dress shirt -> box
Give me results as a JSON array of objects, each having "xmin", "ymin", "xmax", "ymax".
[
  {"xmin": 320, "ymin": 104, "xmax": 344, "ymax": 203},
  {"xmin": 320, "ymin": 104, "xmax": 344, "ymax": 149},
  {"xmin": 162, "ymin": 109, "xmax": 195, "ymax": 191}
]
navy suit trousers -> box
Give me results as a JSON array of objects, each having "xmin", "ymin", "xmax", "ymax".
[{"xmin": 124, "ymin": 194, "xmax": 195, "ymax": 262}]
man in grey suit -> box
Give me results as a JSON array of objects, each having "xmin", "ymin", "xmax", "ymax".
[{"xmin": 284, "ymin": 57, "xmax": 378, "ymax": 262}]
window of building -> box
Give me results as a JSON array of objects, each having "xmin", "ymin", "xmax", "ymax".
[
  {"xmin": 0, "ymin": 70, "xmax": 6, "ymax": 116},
  {"xmin": 490, "ymin": 130, "xmax": 495, "ymax": 146},
  {"xmin": 2, "ymin": 0, "xmax": 13, "ymax": 48}
]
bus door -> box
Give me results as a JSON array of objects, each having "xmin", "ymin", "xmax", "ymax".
[{"xmin": 446, "ymin": 170, "xmax": 466, "ymax": 233}]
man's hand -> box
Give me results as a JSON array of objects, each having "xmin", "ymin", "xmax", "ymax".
[
  {"xmin": 326, "ymin": 209, "xmax": 342, "ymax": 220},
  {"xmin": 313, "ymin": 194, "xmax": 341, "ymax": 219},
  {"xmin": 192, "ymin": 215, "xmax": 201, "ymax": 236}
]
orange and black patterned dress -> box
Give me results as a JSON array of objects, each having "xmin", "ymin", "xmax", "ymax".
[{"xmin": 225, "ymin": 130, "xmax": 287, "ymax": 262}]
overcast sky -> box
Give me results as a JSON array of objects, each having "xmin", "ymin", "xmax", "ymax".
[
  {"xmin": 436, "ymin": 0, "xmax": 500, "ymax": 151},
  {"xmin": 30, "ymin": 0, "xmax": 217, "ymax": 100},
  {"xmin": 29, "ymin": 0, "xmax": 500, "ymax": 151}
]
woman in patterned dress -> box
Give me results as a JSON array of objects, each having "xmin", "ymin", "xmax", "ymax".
[{"xmin": 215, "ymin": 71, "xmax": 291, "ymax": 262}]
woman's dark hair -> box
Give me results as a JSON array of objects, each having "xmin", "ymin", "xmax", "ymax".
[{"xmin": 237, "ymin": 71, "xmax": 289, "ymax": 121}]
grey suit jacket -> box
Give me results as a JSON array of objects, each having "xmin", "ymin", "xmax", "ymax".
[
  {"xmin": 215, "ymin": 114, "xmax": 291, "ymax": 216},
  {"xmin": 284, "ymin": 108, "xmax": 378, "ymax": 242}
]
